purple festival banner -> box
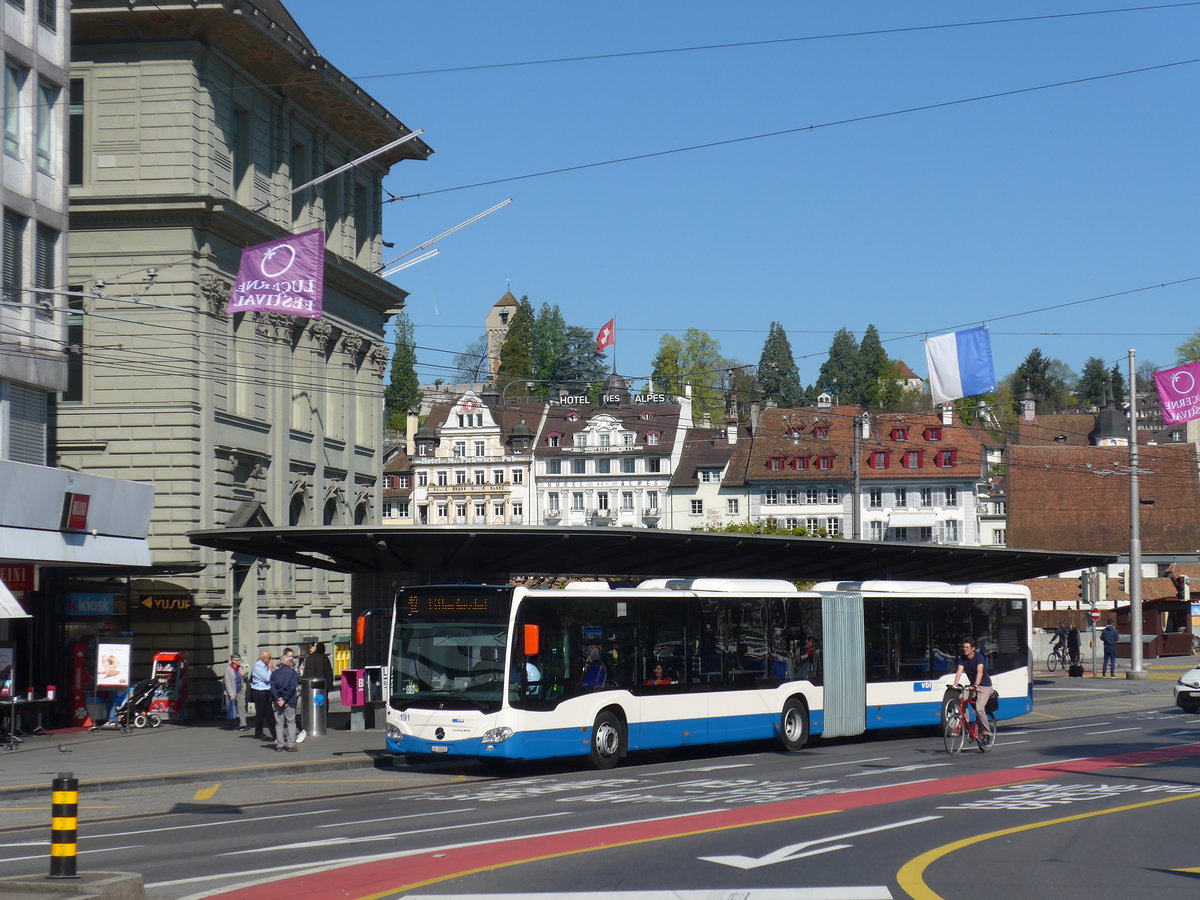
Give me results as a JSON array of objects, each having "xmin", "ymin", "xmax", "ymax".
[
  {"xmin": 226, "ymin": 229, "xmax": 325, "ymax": 320},
  {"xmin": 1154, "ymin": 360, "xmax": 1200, "ymax": 425}
]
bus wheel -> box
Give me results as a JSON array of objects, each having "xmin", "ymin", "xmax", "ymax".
[
  {"xmin": 589, "ymin": 710, "xmax": 624, "ymax": 769},
  {"xmin": 779, "ymin": 698, "xmax": 809, "ymax": 751}
]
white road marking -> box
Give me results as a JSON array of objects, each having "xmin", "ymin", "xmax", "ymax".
[
  {"xmin": 0, "ymin": 843, "xmax": 142, "ymax": 863},
  {"xmin": 1086, "ymin": 727, "xmax": 1141, "ymax": 735},
  {"xmin": 398, "ymin": 891, "xmax": 894, "ymax": 899},
  {"xmin": 317, "ymin": 807, "xmax": 473, "ymax": 828},
  {"xmin": 649, "ymin": 763, "xmax": 756, "ymax": 775},
  {"xmin": 848, "ymin": 763, "xmax": 950, "ymax": 778},
  {"xmin": 222, "ymin": 811, "xmax": 572, "ymax": 854},
  {"xmin": 86, "ymin": 807, "xmax": 332, "ymax": 839},
  {"xmin": 701, "ymin": 816, "xmax": 940, "ymax": 870},
  {"xmin": 799, "ymin": 756, "xmax": 890, "ymax": 770},
  {"xmin": 1016, "ymin": 756, "xmax": 1093, "ymax": 768}
]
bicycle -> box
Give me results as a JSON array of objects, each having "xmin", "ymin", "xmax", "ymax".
[
  {"xmin": 943, "ymin": 685, "xmax": 996, "ymax": 755},
  {"xmin": 1046, "ymin": 644, "xmax": 1069, "ymax": 673}
]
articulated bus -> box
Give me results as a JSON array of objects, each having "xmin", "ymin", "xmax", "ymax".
[{"xmin": 383, "ymin": 578, "xmax": 1032, "ymax": 769}]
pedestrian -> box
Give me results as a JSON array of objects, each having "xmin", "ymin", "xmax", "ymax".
[
  {"xmin": 250, "ymin": 650, "xmax": 275, "ymax": 741},
  {"xmin": 303, "ymin": 641, "xmax": 334, "ymax": 688},
  {"xmin": 1067, "ymin": 625, "xmax": 1081, "ymax": 666},
  {"xmin": 1101, "ymin": 618, "xmax": 1120, "ymax": 677},
  {"xmin": 222, "ymin": 654, "xmax": 247, "ymax": 730},
  {"xmin": 270, "ymin": 647, "xmax": 300, "ymax": 752}
]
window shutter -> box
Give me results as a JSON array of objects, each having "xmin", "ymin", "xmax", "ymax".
[{"xmin": 7, "ymin": 382, "xmax": 47, "ymax": 464}]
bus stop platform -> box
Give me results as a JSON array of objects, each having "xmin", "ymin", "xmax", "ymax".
[{"xmin": 0, "ymin": 658, "xmax": 1190, "ymax": 801}]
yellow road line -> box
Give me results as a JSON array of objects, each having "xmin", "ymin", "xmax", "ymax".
[
  {"xmin": 193, "ymin": 784, "xmax": 220, "ymax": 801},
  {"xmin": 896, "ymin": 791, "xmax": 1200, "ymax": 900}
]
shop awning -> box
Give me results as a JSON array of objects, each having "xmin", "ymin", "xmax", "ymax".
[
  {"xmin": 0, "ymin": 526, "xmax": 152, "ymax": 568},
  {"xmin": 0, "ymin": 580, "xmax": 30, "ymax": 619},
  {"xmin": 887, "ymin": 512, "xmax": 938, "ymax": 528}
]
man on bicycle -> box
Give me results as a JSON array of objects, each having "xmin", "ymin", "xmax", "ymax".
[{"xmin": 952, "ymin": 637, "xmax": 993, "ymax": 735}]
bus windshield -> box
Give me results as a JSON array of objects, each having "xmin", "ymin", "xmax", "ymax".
[{"xmin": 391, "ymin": 620, "xmax": 509, "ymax": 713}]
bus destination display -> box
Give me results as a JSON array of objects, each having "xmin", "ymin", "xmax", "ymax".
[{"xmin": 402, "ymin": 589, "xmax": 510, "ymax": 618}]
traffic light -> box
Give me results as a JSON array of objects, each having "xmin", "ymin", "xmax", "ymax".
[
  {"xmin": 1172, "ymin": 574, "xmax": 1191, "ymax": 600},
  {"xmin": 1078, "ymin": 573, "xmax": 1091, "ymax": 604}
]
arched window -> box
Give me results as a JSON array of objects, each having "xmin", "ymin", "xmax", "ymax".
[
  {"xmin": 323, "ymin": 498, "xmax": 339, "ymax": 525},
  {"xmin": 288, "ymin": 494, "xmax": 306, "ymax": 526},
  {"xmin": 354, "ymin": 503, "xmax": 368, "ymax": 525}
]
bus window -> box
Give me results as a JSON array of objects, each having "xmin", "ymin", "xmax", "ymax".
[{"xmin": 785, "ymin": 596, "xmax": 822, "ymax": 685}]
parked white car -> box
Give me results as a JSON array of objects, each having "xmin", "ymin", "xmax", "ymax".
[{"xmin": 1175, "ymin": 665, "xmax": 1200, "ymax": 714}]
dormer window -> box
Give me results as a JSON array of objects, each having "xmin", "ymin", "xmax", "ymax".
[
  {"xmin": 566, "ymin": 412, "xmax": 580, "ymax": 422},
  {"xmin": 646, "ymin": 431, "xmax": 661, "ymax": 446},
  {"xmin": 923, "ymin": 427, "xmax": 942, "ymax": 441},
  {"xmin": 791, "ymin": 456, "xmax": 810, "ymax": 470},
  {"xmin": 547, "ymin": 432, "xmax": 563, "ymax": 448},
  {"xmin": 867, "ymin": 450, "xmax": 889, "ymax": 469},
  {"xmin": 767, "ymin": 456, "xmax": 785, "ymax": 471},
  {"xmin": 935, "ymin": 449, "xmax": 958, "ymax": 468},
  {"xmin": 640, "ymin": 411, "xmax": 653, "ymax": 421},
  {"xmin": 901, "ymin": 450, "xmax": 923, "ymax": 468},
  {"xmin": 816, "ymin": 455, "xmax": 834, "ymax": 470},
  {"xmin": 787, "ymin": 427, "xmax": 803, "ymax": 440},
  {"xmin": 890, "ymin": 427, "xmax": 909, "ymax": 441},
  {"xmin": 812, "ymin": 425, "xmax": 829, "ymax": 440}
]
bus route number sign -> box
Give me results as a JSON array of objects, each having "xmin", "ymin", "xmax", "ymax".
[{"xmin": 402, "ymin": 590, "xmax": 509, "ymax": 618}]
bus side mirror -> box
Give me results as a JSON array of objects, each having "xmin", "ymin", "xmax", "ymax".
[
  {"xmin": 354, "ymin": 607, "xmax": 388, "ymax": 667},
  {"xmin": 523, "ymin": 624, "xmax": 539, "ymax": 657}
]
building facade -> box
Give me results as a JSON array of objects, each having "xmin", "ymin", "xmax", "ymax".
[{"xmin": 51, "ymin": 1, "xmax": 431, "ymax": 712}]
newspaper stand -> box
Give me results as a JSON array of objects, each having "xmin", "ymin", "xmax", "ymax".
[{"xmin": 148, "ymin": 652, "xmax": 188, "ymax": 720}]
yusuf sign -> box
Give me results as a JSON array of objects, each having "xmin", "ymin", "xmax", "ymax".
[
  {"xmin": 226, "ymin": 229, "xmax": 325, "ymax": 319},
  {"xmin": 1154, "ymin": 360, "xmax": 1200, "ymax": 425}
]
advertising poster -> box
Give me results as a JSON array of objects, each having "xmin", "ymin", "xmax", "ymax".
[
  {"xmin": 96, "ymin": 642, "xmax": 131, "ymax": 689},
  {"xmin": 0, "ymin": 644, "xmax": 13, "ymax": 697}
]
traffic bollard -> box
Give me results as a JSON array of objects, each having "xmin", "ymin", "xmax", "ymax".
[{"xmin": 48, "ymin": 772, "xmax": 78, "ymax": 878}]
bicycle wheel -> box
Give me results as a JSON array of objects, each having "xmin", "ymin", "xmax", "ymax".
[
  {"xmin": 976, "ymin": 712, "xmax": 997, "ymax": 752},
  {"xmin": 943, "ymin": 709, "xmax": 965, "ymax": 756},
  {"xmin": 1046, "ymin": 651, "xmax": 1059, "ymax": 673}
]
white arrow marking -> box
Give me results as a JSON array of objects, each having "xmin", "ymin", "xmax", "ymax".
[{"xmin": 700, "ymin": 815, "xmax": 941, "ymax": 870}]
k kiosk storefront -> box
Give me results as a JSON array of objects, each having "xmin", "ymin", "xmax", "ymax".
[{"xmin": 0, "ymin": 460, "xmax": 154, "ymax": 726}]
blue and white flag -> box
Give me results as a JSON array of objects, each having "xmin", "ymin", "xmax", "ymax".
[{"xmin": 924, "ymin": 327, "xmax": 997, "ymax": 405}]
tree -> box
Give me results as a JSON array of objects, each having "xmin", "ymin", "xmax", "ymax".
[
  {"xmin": 857, "ymin": 324, "xmax": 891, "ymax": 408},
  {"xmin": 1136, "ymin": 359, "xmax": 1158, "ymax": 393},
  {"xmin": 756, "ymin": 322, "xmax": 802, "ymax": 407},
  {"xmin": 1108, "ymin": 363, "xmax": 1126, "ymax": 406},
  {"xmin": 651, "ymin": 329, "xmax": 724, "ymax": 422},
  {"xmin": 530, "ymin": 302, "xmax": 568, "ymax": 396},
  {"xmin": 816, "ymin": 328, "xmax": 862, "ymax": 405},
  {"xmin": 1076, "ymin": 357, "xmax": 1108, "ymax": 407},
  {"xmin": 383, "ymin": 311, "xmax": 419, "ymax": 433},
  {"xmin": 495, "ymin": 297, "xmax": 535, "ymax": 389},
  {"xmin": 718, "ymin": 360, "xmax": 758, "ymax": 421},
  {"xmin": 1177, "ymin": 330, "xmax": 1200, "ymax": 364},
  {"xmin": 557, "ymin": 325, "xmax": 607, "ymax": 390},
  {"xmin": 1010, "ymin": 347, "xmax": 1071, "ymax": 412},
  {"xmin": 452, "ymin": 334, "xmax": 490, "ymax": 384}
]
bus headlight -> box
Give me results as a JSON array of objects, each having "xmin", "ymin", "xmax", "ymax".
[
  {"xmin": 386, "ymin": 724, "xmax": 402, "ymax": 740},
  {"xmin": 481, "ymin": 726, "xmax": 513, "ymax": 745}
]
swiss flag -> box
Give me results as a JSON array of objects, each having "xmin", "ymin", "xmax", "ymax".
[{"xmin": 596, "ymin": 318, "xmax": 615, "ymax": 353}]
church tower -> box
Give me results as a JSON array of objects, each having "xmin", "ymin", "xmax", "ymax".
[{"xmin": 485, "ymin": 290, "xmax": 519, "ymax": 376}]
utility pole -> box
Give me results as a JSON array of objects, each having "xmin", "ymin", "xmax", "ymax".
[
  {"xmin": 852, "ymin": 414, "xmax": 863, "ymax": 540},
  {"xmin": 1127, "ymin": 349, "xmax": 1146, "ymax": 679}
]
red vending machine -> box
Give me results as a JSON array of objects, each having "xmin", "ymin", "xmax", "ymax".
[{"xmin": 149, "ymin": 652, "xmax": 187, "ymax": 720}]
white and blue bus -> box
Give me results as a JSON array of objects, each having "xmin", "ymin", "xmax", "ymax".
[{"xmin": 383, "ymin": 578, "xmax": 1032, "ymax": 768}]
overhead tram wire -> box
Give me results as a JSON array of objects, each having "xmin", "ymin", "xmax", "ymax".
[{"xmin": 392, "ymin": 58, "xmax": 1200, "ymax": 200}]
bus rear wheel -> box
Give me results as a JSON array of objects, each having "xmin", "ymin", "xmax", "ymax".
[
  {"xmin": 588, "ymin": 710, "xmax": 625, "ymax": 770},
  {"xmin": 779, "ymin": 698, "xmax": 809, "ymax": 752}
]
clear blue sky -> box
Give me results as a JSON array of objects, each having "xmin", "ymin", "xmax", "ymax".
[{"xmin": 285, "ymin": 1, "xmax": 1200, "ymax": 392}]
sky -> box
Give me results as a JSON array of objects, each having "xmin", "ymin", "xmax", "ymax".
[{"xmin": 284, "ymin": 1, "xmax": 1200, "ymax": 393}]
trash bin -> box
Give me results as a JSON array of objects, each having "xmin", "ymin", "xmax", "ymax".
[{"xmin": 299, "ymin": 677, "xmax": 328, "ymax": 739}]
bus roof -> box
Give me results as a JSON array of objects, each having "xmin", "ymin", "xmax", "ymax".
[{"xmin": 813, "ymin": 580, "xmax": 1032, "ymax": 597}]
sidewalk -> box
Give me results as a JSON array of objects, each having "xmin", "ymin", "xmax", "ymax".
[
  {"xmin": 0, "ymin": 713, "xmax": 395, "ymax": 800},
  {"xmin": 1, "ymin": 658, "xmax": 1188, "ymax": 801}
]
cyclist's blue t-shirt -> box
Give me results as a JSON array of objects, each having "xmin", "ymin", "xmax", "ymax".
[{"xmin": 956, "ymin": 650, "xmax": 992, "ymax": 687}]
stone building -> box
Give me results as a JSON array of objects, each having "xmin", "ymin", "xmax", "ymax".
[{"xmin": 52, "ymin": 1, "xmax": 431, "ymax": 712}]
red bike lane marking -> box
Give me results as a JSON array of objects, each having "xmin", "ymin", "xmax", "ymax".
[{"xmin": 207, "ymin": 742, "xmax": 1200, "ymax": 900}]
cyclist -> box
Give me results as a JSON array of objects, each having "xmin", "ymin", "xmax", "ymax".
[
  {"xmin": 1049, "ymin": 623, "xmax": 1068, "ymax": 663},
  {"xmin": 952, "ymin": 637, "xmax": 993, "ymax": 736}
]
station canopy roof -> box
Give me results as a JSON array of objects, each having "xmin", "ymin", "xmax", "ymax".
[{"xmin": 188, "ymin": 526, "xmax": 1116, "ymax": 584}]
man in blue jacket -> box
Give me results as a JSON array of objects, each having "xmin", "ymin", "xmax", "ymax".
[{"xmin": 270, "ymin": 648, "xmax": 300, "ymax": 752}]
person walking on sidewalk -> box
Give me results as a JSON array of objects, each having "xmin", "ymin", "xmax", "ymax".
[
  {"xmin": 250, "ymin": 650, "xmax": 275, "ymax": 741},
  {"xmin": 1067, "ymin": 625, "xmax": 1081, "ymax": 666},
  {"xmin": 1101, "ymin": 619, "xmax": 1121, "ymax": 677},
  {"xmin": 222, "ymin": 654, "xmax": 247, "ymax": 730},
  {"xmin": 270, "ymin": 648, "xmax": 300, "ymax": 752}
]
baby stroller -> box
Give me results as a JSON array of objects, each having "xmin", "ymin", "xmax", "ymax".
[{"xmin": 92, "ymin": 678, "xmax": 163, "ymax": 732}]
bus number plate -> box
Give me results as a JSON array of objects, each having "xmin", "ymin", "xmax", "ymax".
[{"xmin": 431, "ymin": 745, "xmax": 448, "ymax": 753}]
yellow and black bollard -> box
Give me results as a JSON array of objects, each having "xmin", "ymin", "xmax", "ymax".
[{"xmin": 48, "ymin": 772, "xmax": 78, "ymax": 878}]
